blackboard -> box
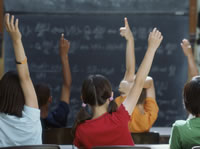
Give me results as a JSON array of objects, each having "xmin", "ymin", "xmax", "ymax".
[
  {"xmin": 4, "ymin": 13, "xmax": 189, "ymax": 127},
  {"xmin": 4, "ymin": 0, "xmax": 188, "ymax": 14}
]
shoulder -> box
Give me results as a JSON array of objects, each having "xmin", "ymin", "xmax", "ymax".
[
  {"xmin": 23, "ymin": 105, "xmax": 40, "ymax": 120},
  {"xmin": 173, "ymin": 120, "xmax": 187, "ymax": 127},
  {"xmin": 113, "ymin": 104, "xmax": 130, "ymax": 122},
  {"xmin": 172, "ymin": 120, "xmax": 188, "ymax": 133}
]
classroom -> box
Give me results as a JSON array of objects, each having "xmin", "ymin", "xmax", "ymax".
[{"xmin": 0, "ymin": 0, "xmax": 200, "ymax": 149}]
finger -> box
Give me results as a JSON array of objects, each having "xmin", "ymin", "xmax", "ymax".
[
  {"xmin": 124, "ymin": 17, "xmax": 129, "ymax": 28},
  {"xmin": 10, "ymin": 15, "xmax": 15, "ymax": 31},
  {"xmin": 153, "ymin": 27, "xmax": 157, "ymax": 33},
  {"xmin": 160, "ymin": 35, "xmax": 163, "ymax": 42},
  {"xmin": 156, "ymin": 31, "xmax": 161, "ymax": 38},
  {"xmin": 15, "ymin": 18, "xmax": 19, "ymax": 31},
  {"xmin": 4, "ymin": 13, "xmax": 10, "ymax": 31},
  {"xmin": 120, "ymin": 27, "xmax": 125, "ymax": 31},
  {"xmin": 120, "ymin": 32, "xmax": 124, "ymax": 37},
  {"xmin": 181, "ymin": 43, "xmax": 183, "ymax": 47}
]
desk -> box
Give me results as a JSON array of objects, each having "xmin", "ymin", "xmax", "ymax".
[
  {"xmin": 136, "ymin": 144, "xmax": 169, "ymax": 149},
  {"xmin": 150, "ymin": 127, "xmax": 171, "ymax": 144},
  {"xmin": 59, "ymin": 144, "xmax": 169, "ymax": 149}
]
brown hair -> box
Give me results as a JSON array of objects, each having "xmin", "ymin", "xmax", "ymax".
[
  {"xmin": 72, "ymin": 74, "xmax": 118, "ymax": 136},
  {"xmin": 34, "ymin": 83, "xmax": 51, "ymax": 108},
  {"xmin": 184, "ymin": 76, "xmax": 200, "ymax": 117},
  {"xmin": 0, "ymin": 71, "xmax": 25, "ymax": 117}
]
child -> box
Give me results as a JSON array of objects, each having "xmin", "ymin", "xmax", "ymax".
[
  {"xmin": 169, "ymin": 76, "xmax": 200, "ymax": 149},
  {"xmin": 0, "ymin": 14, "xmax": 42, "ymax": 146},
  {"xmin": 116, "ymin": 76, "xmax": 159, "ymax": 133},
  {"xmin": 115, "ymin": 18, "xmax": 159, "ymax": 133},
  {"xmin": 169, "ymin": 39, "xmax": 200, "ymax": 149},
  {"xmin": 35, "ymin": 34, "xmax": 71, "ymax": 129},
  {"xmin": 72, "ymin": 19, "xmax": 163, "ymax": 148}
]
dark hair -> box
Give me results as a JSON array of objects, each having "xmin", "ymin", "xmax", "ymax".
[
  {"xmin": 0, "ymin": 71, "xmax": 25, "ymax": 117},
  {"xmin": 72, "ymin": 74, "xmax": 118, "ymax": 136},
  {"xmin": 137, "ymin": 88, "xmax": 147, "ymax": 105},
  {"xmin": 184, "ymin": 76, "xmax": 200, "ymax": 117},
  {"xmin": 34, "ymin": 84, "xmax": 50, "ymax": 108}
]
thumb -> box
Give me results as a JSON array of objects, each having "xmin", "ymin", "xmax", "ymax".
[{"xmin": 124, "ymin": 17, "xmax": 129, "ymax": 28}]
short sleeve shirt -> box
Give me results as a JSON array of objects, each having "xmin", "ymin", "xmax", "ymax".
[
  {"xmin": 74, "ymin": 104, "xmax": 134, "ymax": 149},
  {"xmin": 169, "ymin": 118, "xmax": 200, "ymax": 149},
  {"xmin": 115, "ymin": 96, "xmax": 159, "ymax": 132},
  {"xmin": 0, "ymin": 106, "xmax": 42, "ymax": 147}
]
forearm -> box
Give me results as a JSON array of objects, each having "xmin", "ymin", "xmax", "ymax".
[
  {"xmin": 12, "ymin": 39, "xmax": 30, "ymax": 80},
  {"xmin": 61, "ymin": 56, "xmax": 72, "ymax": 87},
  {"xmin": 187, "ymin": 54, "xmax": 199, "ymax": 80},
  {"xmin": 125, "ymin": 37, "xmax": 135, "ymax": 82},
  {"xmin": 135, "ymin": 49, "xmax": 155, "ymax": 86}
]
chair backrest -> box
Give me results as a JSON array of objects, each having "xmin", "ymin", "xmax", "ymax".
[
  {"xmin": 42, "ymin": 128, "xmax": 74, "ymax": 145},
  {"xmin": 131, "ymin": 132, "xmax": 160, "ymax": 144},
  {"xmin": 192, "ymin": 146, "xmax": 200, "ymax": 149},
  {"xmin": 92, "ymin": 146, "xmax": 150, "ymax": 149},
  {"xmin": 0, "ymin": 144, "xmax": 60, "ymax": 149}
]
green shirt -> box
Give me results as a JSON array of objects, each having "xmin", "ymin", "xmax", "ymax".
[{"xmin": 169, "ymin": 118, "xmax": 200, "ymax": 149}]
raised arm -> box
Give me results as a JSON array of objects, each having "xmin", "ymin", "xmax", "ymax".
[
  {"xmin": 181, "ymin": 39, "xmax": 199, "ymax": 80},
  {"xmin": 123, "ymin": 28, "xmax": 163, "ymax": 115},
  {"xmin": 120, "ymin": 17, "xmax": 135, "ymax": 82},
  {"xmin": 4, "ymin": 14, "xmax": 38, "ymax": 108},
  {"xmin": 59, "ymin": 34, "xmax": 72, "ymax": 104}
]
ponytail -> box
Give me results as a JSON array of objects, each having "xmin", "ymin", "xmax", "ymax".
[
  {"xmin": 107, "ymin": 100, "xmax": 118, "ymax": 114},
  {"xmin": 72, "ymin": 107, "xmax": 92, "ymax": 137}
]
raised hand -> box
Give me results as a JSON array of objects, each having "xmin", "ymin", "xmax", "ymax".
[
  {"xmin": 181, "ymin": 39, "xmax": 193, "ymax": 57},
  {"xmin": 4, "ymin": 13, "xmax": 21, "ymax": 42},
  {"xmin": 148, "ymin": 28, "xmax": 163, "ymax": 52},
  {"xmin": 59, "ymin": 33, "xmax": 70, "ymax": 58},
  {"xmin": 120, "ymin": 17, "xmax": 133, "ymax": 41}
]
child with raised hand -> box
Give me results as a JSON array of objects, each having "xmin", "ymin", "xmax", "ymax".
[
  {"xmin": 0, "ymin": 14, "xmax": 42, "ymax": 146},
  {"xmin": 169, "ymin": 39, "xmax": 200, "ymax": 149},
  {"xmin": 115, "ymin": 18, "xmax": 159, "ymax": 133},
  {"xmin": 72, "ymin": 25, "xmax": 163, "ymax": 149},
  {"xmin": 35, "ymin": 34, "xmax": 71, "ymax": 129}
]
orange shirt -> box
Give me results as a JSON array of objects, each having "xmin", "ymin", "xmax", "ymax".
[{"xmin": 115, "ymin": 96, "xmax": 159, "ymax": 133}]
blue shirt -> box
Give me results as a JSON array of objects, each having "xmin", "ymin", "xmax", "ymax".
[
  {"xmin": 0, "ymin": 106, "xmax": 42, "ymax": 147},
  {"xmin": 42, "ymin": 101, "xmax": 69, "ymax": 129}
]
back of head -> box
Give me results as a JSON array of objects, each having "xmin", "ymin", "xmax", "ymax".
[
  {"xmin": 81, "ymin": 74, "xmax": 112, "ymax": 106},
  {"xmin": 184, "ymin": 76, "xmax": 200, "ymax": 117},
  {"xmin": 72, "ymin": 74, "xmax": 117, "ymax": 136},
  {"xmin": 137, "ymin": 89, "xmax": 147, "ymax": 105},
  {"xmin": 34, "ymin": 83, "xmax": 50, "ymax": 108},
  {"xmin": 0, "ymin": 71, "xmax": 25, "ymax": 117}
]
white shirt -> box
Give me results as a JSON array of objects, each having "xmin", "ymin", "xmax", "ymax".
[{"xmin": 0, "ymin": 105, "xmax": 42, "ymax": 147}]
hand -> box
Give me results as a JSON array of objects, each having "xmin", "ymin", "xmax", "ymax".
[
  {"xmin": 120, "ymin": 17, "xmax": 133, "ymax": 41},
  {"xmin": 59, "ymin": 33, "xmax": 70, "ymax": 57},
  {"xmin": 148, "ymin": 28, "xmax": 163, "ymax": 52},
  {"xmin": 4, "ymin": 13, "xmax": 21, "ymax": 41},
  {"xmin": 181, "ymin": 39, "xmax": 193, "ymax": 57}
]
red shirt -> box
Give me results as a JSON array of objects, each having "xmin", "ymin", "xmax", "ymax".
[{"xmin": 74, "ymin": 105, "xmax": 134, "ymax": 149}]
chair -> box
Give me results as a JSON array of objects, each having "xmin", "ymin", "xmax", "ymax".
[
  {"xmin": 42, "ymin": 128, "xmax": 74, "ymax": 145},
  {"xmin": 131, "ymin": 132, "xmax": 160, "ymax": 144},
  {"xmin": 92, "ymin": 146, "xmax": 150, "ymax": 149},
  {"xmin": 0, "ymin": 144, "xmax": 60, "ymax": 149},
  {"xmin": 192, "ymin": 146, "xmax": 200, "ymax": 149}
]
